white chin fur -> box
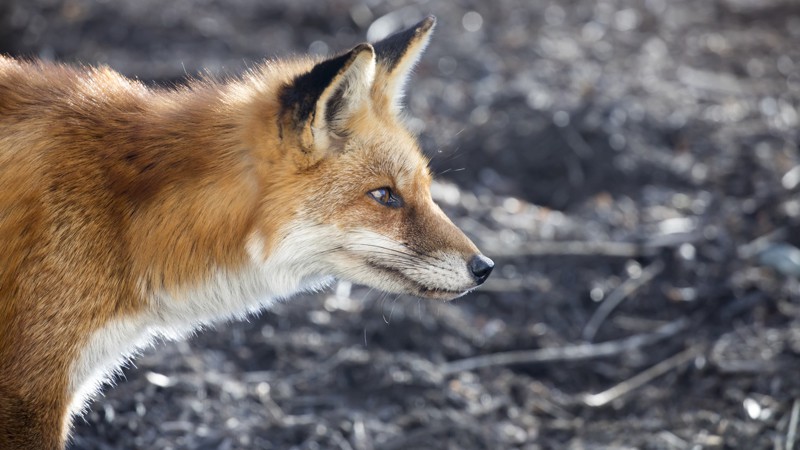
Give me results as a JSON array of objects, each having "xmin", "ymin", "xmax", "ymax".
[{"xmin": 68, "ymin": 222, "xmax": 337, "ymax": 416}]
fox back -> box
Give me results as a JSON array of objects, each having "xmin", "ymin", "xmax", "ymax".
[{"xmin": 0, "ymin": 17, "xmax": 493, "ymax": 449}]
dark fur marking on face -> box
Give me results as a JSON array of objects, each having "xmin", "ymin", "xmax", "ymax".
[{"xmin": 401, "ymin": 203, "xmax": 443, "ymax": 255}]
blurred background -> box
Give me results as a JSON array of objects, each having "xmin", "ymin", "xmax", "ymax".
[{"xmin": 4, "ymin": 0, "xmax": 800, "ymax": 448}]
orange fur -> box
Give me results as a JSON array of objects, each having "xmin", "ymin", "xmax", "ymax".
[{"xmin": 0, "ymin": 17, "xmax": 491, "ymax": 449}]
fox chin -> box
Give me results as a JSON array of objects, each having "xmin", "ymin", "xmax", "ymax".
[{"xmin": 0, "ymin": 15, "xmax": 493, "ymax": 449}]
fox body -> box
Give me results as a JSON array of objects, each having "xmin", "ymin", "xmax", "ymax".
[{"xmin": 0, "ymin": 17, "xmax": 493, "ymax": 449}]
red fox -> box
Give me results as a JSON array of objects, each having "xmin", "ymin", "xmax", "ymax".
[{"xmin": 0, "ymin": 16, "xmax": 493, "ymax": 449}]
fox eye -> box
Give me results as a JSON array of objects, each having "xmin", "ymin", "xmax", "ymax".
[{"xmin": 368, "ymin": 187, "xmax": 403, "ymax": 208}]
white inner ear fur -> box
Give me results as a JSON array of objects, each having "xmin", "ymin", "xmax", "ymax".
[{"xmin": 312, "ymin": 46, "xmax": 376, "ymax": 148}]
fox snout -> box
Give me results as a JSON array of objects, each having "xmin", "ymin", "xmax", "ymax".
[{"xmin": 408, "ymin": 249, "xmax": 493, "ymax": 301}]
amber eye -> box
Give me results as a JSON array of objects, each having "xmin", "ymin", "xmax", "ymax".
[{"xmin": 368, "ymin": 187, "xmax": 403, "ymax": 208}]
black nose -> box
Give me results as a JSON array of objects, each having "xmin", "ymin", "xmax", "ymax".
[{"xmin": 468, "ymin": 255, "xmax": 494, "ymax": 284}]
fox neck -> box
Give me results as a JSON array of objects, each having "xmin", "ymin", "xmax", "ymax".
[{"xmin": 69, "ymin": 70, "xmax": 332, "ymax": 415}]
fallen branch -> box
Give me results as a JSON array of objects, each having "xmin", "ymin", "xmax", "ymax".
[
  {"xmin": 582, "ymin": 259, "xmax": 666, "ymax": 342},
  {"xmin": 441, "ymin": 318, "xmax": 689, "ymax": 375},
  {"xmin": 582, "ymin": 345, "xmax": 700, "ymax": 407},
  {"xmin": 737, "ymin": 227, "xmax": 788, "ymax": 259},
  {"xmin": 788, "ymin": 398, "xmax": 800, "ymax": 450},
  {"xmin": 484, "ymin": 232, "xmax": 705, "ymax": 259},
  {"xmin": 484, "ymin": 240, "xmax": 643, "ymax": 258}
]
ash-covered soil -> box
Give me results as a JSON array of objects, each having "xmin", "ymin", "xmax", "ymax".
[{"xmin": 4, "ymin": 0, "xmax": 800, "ymax": 448}]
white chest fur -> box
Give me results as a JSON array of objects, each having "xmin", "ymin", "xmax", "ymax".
[{"xmin": 68, "ymin": 231, "xmax": 335, "ymax": 415}]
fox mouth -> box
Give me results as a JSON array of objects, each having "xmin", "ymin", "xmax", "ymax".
[
  {"xmin": 417, "ymin": 286, "xmax": 470, "ymax": 301},
  {"xmin": 366, "ymin": 262, "xmax": 469, "ymax": 301}
]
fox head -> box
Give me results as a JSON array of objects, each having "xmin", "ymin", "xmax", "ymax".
[{"xmin": 249, "ymin": 16, "xmax": 493, "ymax": 301}]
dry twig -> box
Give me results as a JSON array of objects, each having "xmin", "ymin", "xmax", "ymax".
[
  {"xmin": 441, "ymin": 318, "xmax": 689, "ymax": 375},
  {"xmin": 582, "ymin": 345, "xmax": 700, "ymax": 407},
  {"xmin": 737, "ymin": 227, "xmax": 788, "ymax": 259},
  {"xmin": 582, "ymin": 259, "xmax": 666, "ymax": 341},
  {"xmin": 485, "ymin": 240, "xmax": 643, "ymax": 258},
  {"xmin": 485, "ymin": 231, "xmax": 706, "ymax": 259},
  {"xmin": 787, "ymin": 398, "xmax": 800, "ymax": 450}
]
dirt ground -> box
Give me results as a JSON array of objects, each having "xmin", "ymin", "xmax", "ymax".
[{"xmin": 3, "ymin": 0, "xmax": 800, "ymax": 448}]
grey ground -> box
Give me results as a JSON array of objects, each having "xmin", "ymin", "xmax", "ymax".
[{"xmin": 3, "ymin": 0, "xmax": 800, "ymax": 448}]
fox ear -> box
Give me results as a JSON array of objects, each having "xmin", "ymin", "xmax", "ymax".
[
  {"xmin": 280, "ymin": 43, "xmax": 376, "ymax": 153},
  {"xmin": 372, "ymin": 15, "xmax": 436, "ymax": 115}
]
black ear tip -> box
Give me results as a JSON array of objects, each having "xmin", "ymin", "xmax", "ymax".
[
  {"xmin": 419, "ymin": 15, "xmax": 437, "ymax": 32},
  {"xmin": 349, "ymin": 43, "xmax": 376, "ymax": 58}
]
